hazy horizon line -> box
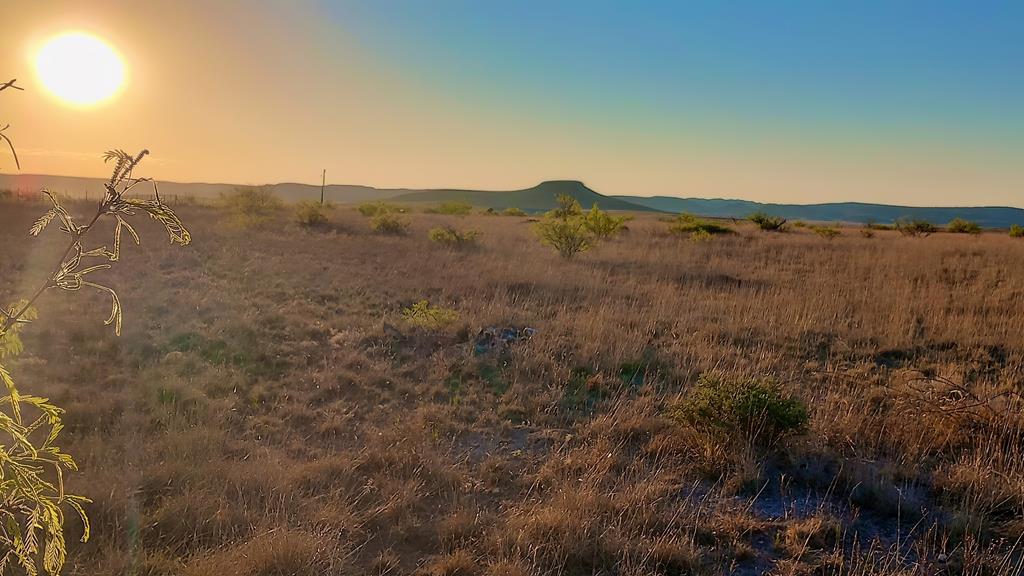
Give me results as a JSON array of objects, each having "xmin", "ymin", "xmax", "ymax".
[{"xmin": 2, "ymin": 170, "xmax": 1022, "ymax": 211}]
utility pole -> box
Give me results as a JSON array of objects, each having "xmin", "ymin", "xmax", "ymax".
[{"xmin": 320, "ymin": 169, "xmax": 326, "ymax": 205}]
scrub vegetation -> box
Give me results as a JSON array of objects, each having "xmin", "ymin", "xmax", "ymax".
[{"xmin": 1, "ymin": 191, "xmax": 1023, "ymax": 575}]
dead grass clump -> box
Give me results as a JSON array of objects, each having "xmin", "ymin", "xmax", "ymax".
[
  {"xmin": 776, "ymin": 514, "xmax": 843, "ymax": 556},
  {"xmin": 184, "ymin": 529, "xmax": 337, "ymax": 576},
  {"xmin": 424, "ymin": 549, "xmax": 482, "ymax": 576}
]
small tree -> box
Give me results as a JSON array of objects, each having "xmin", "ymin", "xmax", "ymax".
[
  {"xmin": 534, "ymin": 194, "xmax": 592, "ymax": 258},
  {"xmin": 502, "ymin": 207, "xmax": 527, "ymax": 217},
  {"xmin": 582, "ymin": 204, "xmax": 629, "ymax": 239},
  {"xmin": 1010, "ymin": 224, "xmax": 1024, "ymax": 238},
  {"xmin": 946, "ymin": 218, "xmax": 981, "ymax": 235},
  {"xmin": 549, "ymin": 194, "xmax": 583, "ymax": 220},
  {"xmin": 534, "ymin": 217, "xmax": 591, "ymax": 258},
  {"xmin": 748, "ymin": 211, "xmax": 788, "ymax": 231},
  {"xmin": 2, "ymin": 150, "xmax": 190, "ymax": 574}
]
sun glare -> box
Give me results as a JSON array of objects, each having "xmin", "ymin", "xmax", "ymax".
[{"xmin": 34, "ymin": 32, "xmax": 125, "ymax": 106}]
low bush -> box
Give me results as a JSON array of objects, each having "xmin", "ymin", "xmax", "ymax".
[
  {"xmin": 534, "ymin": 216, "xmax": 591, "ymax": 258},
  {"xmin": 582, "ymin": 204, "xmax": 629, "ymax": 239},
  {"xmin": 946, "ymin": 218, "xmax": 981, "ymax": 235},
  {"xmin": 426, "ymin": 201, "xmax": 473, "ymax": 215},
  {"xmin": 370, "ymin": 213, "xmax": 410, "ymax": 235},
  {"xmin": 428, "ymin": 226, "xmax": 479, "ymax": 248},
  {"xmin": 357, "ymin": 202, "xmax": 404, "ymax": 217},
  {"xmin": 220, "ymin": 186, "xmax": 282, "ymax": 227},
  {"xmin": 669, "ymin": 374, "xmax": 808, "ymax": 445},
  {"xmin": 811, "ymin": 225, "xmax": 840, "ymax": 240},
  {"xmin": 401, "ymin": 300, "xmax": 459, "ymax": 329},
  {"xmin": 895, "ymin": 217, "xmax": 937, "ymax": 237},
  {"xmin": 669, "ymin": 213, "xmax": 733, "ymax": 239},
  {"xmin": 533, "ymin": 195, "xmax": 593, "ymax": 258},
  {"xmin": 1010, "ymin": 224, "xmax": 1024, "ymax": 238},
  {"xmin": 502, "ymin": 207, "xmax": 527, "ymax": 217},
  {"xmin": 748, "ymin": 211, "xmax": 788, "ymax": 231},
  {"xmin": 293, "ymin": 201, "xmax": 333, "ymax": 228},
  {"xmin": 863, "ymin": 220, "xmax": 893, "ymax": 231}
]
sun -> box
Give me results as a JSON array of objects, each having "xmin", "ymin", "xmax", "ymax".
[{"xmin": 34, "ymin": 32, "xmax": 125, "ymax": 107}]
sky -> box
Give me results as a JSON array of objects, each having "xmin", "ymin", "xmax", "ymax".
[{"xmin": 2, "ymin": 0, "xmax": 1022, "ymax": 206}]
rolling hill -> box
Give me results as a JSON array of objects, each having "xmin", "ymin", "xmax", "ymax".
[
  {"xmin": 389, "ymin": 180, "xmax": 655, "ymax": 212},
  {"xmin": 0, "ymin": 174, "xmax": 404, "ymax": 204},
  {"xmin": 4, "ymin": 172, "xmax": 1023, "ymax": 227},
  {"xmin": 614, "ymin": 196, "xmax": 1024, "ymax": 228}
]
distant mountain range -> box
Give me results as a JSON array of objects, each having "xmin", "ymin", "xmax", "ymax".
[
  {"xmin": 614, "ymin": 196, "xmax": 1024, "ymax": 228},
  {"xmin": 3, "ymin": 173, "xmax": 1022, "ymax": 228},
  {"xmin": 389, "ymin": 180, "xmax": 651, "ymax": 212}
]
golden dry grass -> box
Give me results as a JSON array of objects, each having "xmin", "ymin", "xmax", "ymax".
[{"xmin": 2, "ymin": 199, "xmax": 1023, "ymax": 575}]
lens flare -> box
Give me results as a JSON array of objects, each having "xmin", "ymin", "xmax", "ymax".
[{"xmin": 35, "ymin": 32, "xmax": 125, "ymax": 106}]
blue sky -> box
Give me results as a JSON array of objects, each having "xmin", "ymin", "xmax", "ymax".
[
  {"xmin": 309, "ymin": 1, "xmax": 1024, "ymax": 204},
  {"xmin": 9, "ymin": 1, "xmax": 1023, "ymax": 204}
]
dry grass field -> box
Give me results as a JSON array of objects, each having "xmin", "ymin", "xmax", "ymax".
[{"xmin": 2, "ymin": 198, "xmax": 1023, "ymax": 575}]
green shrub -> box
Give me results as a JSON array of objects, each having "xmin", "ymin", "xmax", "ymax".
[
  {"xmin": 293, "ymin": 201, "xmax": 333, "ymax": 228},
  {"xmin": 669, "ymin": 375, "xmax": 808, "ymax": 445},
  {"xmin": 370, "ymin": 213, "xmax": 410, "ymax": 235},
  {"xmin": 946, "ymin": 218, "xmax": 981, "ymax": 235},
  {"xmin": 791, "ymin": 220, "xmax": 808, "ymax": 228},
  {"xmin": 428, "ymin": 226, "xmax": 479, "ymax": 248},
  {"xmin": 401, "ymin": 300, "xmax": 459, "ymax": 329},
  {"xmin": 582, "ymin": 204, "xmax": 629, "ymax": 239},
  {"xmin": 860, "ymin": 228, "xmax": 876, "ymax": 239},
  {"xmin": 669, "ymin": 213, "xmax": 733, "ymax": 238},
  {"xmin": 534, "ymin": 217, "xmax": 591, "ymax": 258},
  {"xmin": 748, "ymin": 211, "xmax": 788, "ymax": 232},
  {"xmin": 2, "ymin": 150, "xmax": 190, "ymax": 574},
  {"xmin": 220, "ymin": 186, "xmax": 282, "ymax": 227},
  {"xmin": 1010, "ymin": 224, "xmax": 1024, "ymax": 238},
  {"xmin": 811, "ymin": 225, "xmax": 840, "ymax": 240},
  {"xmin": 502, "ymin": 207, "xmax": 527, "ymax": 217},
  {"xmin": 895, "ymin": 217, "xmax": 937, "ymax": 237},
  {"xmin": 428, "ymin": 201, "xmax": 473, "ymax": 215},
  {"xmin": 357, "ymin": 202, "xmax": 403, "ymax": 217}
]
